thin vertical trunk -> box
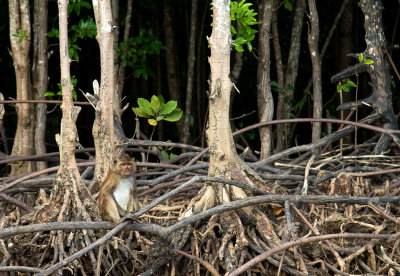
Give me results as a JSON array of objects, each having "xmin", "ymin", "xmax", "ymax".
[
  {"xmin": 114, "ymin": 0, "xmax": 133, "ymax": 120},
  {"xmin": 307, "ymin": 0, "xmax": 322, "ymax": 142},
  {"xmin": 257, "ymin": 0, "xmax": 274, "ymax": 158},
  {"xmin": 9, "ymin": 0, "xmax": 35, "ymax": 176},
  {"xmin": 32, "ymin": 0, "xmax": 48, "ymax": 171},
  {"xmin": 275, "ymin": 0, "xmax": 306, "ymax": 150},
  {"xmin": 271, "ymin": 6, "xmax": 285, "ymax": 152},
  {"xmin": 92, "ymin": 0, "xmax": 116, "ymax": 183},
  {"xmin": 183, "ymin": 0, "xmax": 199, "ymax": 145},
  {"xmin": 163, "ymin": 3, "xmax": 184, "ymax": 142}
]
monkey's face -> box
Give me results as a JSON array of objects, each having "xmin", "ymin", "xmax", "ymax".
[{"xmin": 120, "ymin": 163, "xmax": 133, "ymax": 178}]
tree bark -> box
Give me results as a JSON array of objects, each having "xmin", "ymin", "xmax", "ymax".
[
  {"xmin": 359, "ymin": 0, "xmax": 398, "ymax": 154},
  {"xmin": 32, "ymin": 0, "xmax": 48, "ymax": 171},
  {"xmin": 182, "ymin": 0, "xmax": 198, "ymax": 145},
  {"xmin": 92, "ymin": 0, "xmax": 117, "ymax": 183},
  {"xmin": 9, "ymin": 0, "xmax": 35, "ymax": 176},
  {"xmin": 275, "ymin": 0, "xmax": 306, "ymax": 151},
  {"xmin": 307, "ymin": 0, "xmax": 322, "ymax": 142},
  {"xmin": 163, "ymin": 3, "xmax": 184, "ymax": 142},
  {"xmin": 257, "ymin": 0, "xmax": 274, "ymax": 158}
]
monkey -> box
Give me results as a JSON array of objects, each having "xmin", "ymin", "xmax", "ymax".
[{"xmin": 98, "ymin": 154, "xmax": 140, "ymax": 222}]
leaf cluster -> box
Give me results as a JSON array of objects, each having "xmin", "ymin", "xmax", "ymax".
[
  {"xmin": 337, "ymin": 78, "xmax": 357, "ymax": 93},
  {"xmin": 230, "ymin": 0, "xmax": 259, "ymax": 52},
  {"xmin": 11, "ymin": 29, "xmax": 30, "ymax": 44},
  {"xmin": 44, "ymin": 76, "xmax": 78, "ymax": 101},
  {"xmin": 48, "ymin": 0, "xmax": 96, "ymax": 62},
  {"xmin": 132, "ymin": 95, "xmax": 183, "ymax": 126},
  {"xmin": 115, "ymin": 29, "xmax": 165, "ymax": 79}
]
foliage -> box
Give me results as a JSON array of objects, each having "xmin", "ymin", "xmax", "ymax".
[
  {"xmin": 158, "ymin": 140, "xmax": 177, "ymax": 161},
  {"xmin": 132, "ymin": 95, "xmax": 183, "ymax": 126},
  {"xmin": 48, "ymin": 0, "xmax": 96, "ymax": 62},
  {"xmin": 11, "ymin": 29, "xmax": 30, "ymax": 43},
  {"xmin": 284, "ymin": 0, "xmax": 293, "ymax": 11},
  {"xmin": 358, "ymin": 52, "xmax": 374, "ymax": 65},
  {"xmin": 336, "ymin": 78, "xmax": 357, "ymax": 93},
  {"xmin": 271, "ymin": 81, "xmax": 300, "ymax": 118},
  {"xmin": 44, "ymin": 75, "xmax": 78, "ymax": 101},
  {"xmin": 230, "ymin": 0, "xmax": 259, "ymax": 52},
  {"xmin": 115, "ymin": 29, "xmax": 165, "ymax": 79}
]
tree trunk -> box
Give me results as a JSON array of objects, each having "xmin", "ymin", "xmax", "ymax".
[
  {"xmin": 307, "ymin": 0, "xmax": 322, "ymax": 142},
  {"xmin": 32, "ymin": 0, "xmax": 48, "ymax": 171},
  {"xmin": 275, "ymin": 0, "xmax": 306, "ymax": 151},
  {"xmin": 92, "ymin": 0, "xmax": 117, "ymax": 183},
  {"xmin": 9, "ymin": 0, "xmax": 35, "ymax": 176},
  {"xmin": 271, "ymin": 5, "xmax": 286, "ymax": 152},
  {"xmin": 34, "ymin": 1, "xmax": 101, "ymax": 271},
  {"xmin": 182, "ymin": 0, "xmax": 198, "ymax": 145},
  {"xmin": 257, "ymin": 0, "xmax": 274, "ymax": 158},
  {"xmin": 359, "ymin": 0, "xmax": 398, "ymax": 154},
  {"xmin": 180, "ymin": 1, "xmax": 282, "ymax": 272},
  {"xmin": 163, "ymin": 3, "xmax": 184, "ymax": 142}
]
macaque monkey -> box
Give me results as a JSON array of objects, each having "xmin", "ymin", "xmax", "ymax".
[{"xmin": 98, "ymin": 154, "xmax": 140, "ymax": 222}]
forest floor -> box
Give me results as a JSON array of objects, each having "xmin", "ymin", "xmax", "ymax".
[{"xmin": 1, "ymin": 141, "xmax": 400, "ymax": 275}]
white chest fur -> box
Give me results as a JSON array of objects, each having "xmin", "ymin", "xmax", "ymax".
[{"xmin": 113, "ymin": 176, "xmax": 133, "ymax": 211}]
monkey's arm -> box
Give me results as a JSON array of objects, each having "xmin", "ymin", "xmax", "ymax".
[{"xmin": 99, "ymin": 194, "xmax": 122, "ymax": 223}]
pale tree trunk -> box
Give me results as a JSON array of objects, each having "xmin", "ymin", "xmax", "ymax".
[
  {"xmin": 32, "ymin": 0, "xmax": 48, "ymax": 171},
  {"xmin": 92, "ymin": 0, "xmax": 117, "ymax": 183},
  {"xmin": 181, "ymin": 0, "xmax": 281, "ymax": 272},
  {"xmin": 307, "ymin": 0, "xmax": 322, "ymax": 142},
  {"xmin": 163, "ymin": 3, "xmax": 184, "ymax": 142},
  {"xmin": 257, "ymin": 0, "xmax": 274, "ymax": 159},
  {"xmin": 275, "ymin": 0, "xmax": 306, "ymax": 151},
  {"xmin": 35, "ymin": 0, "xmax": 100, "ymax": 271},
  {"xmin": 182, "ymin": 0, "xmax": 198, "ymax": 145},
  {"xmin": 9, "ymin": 0, "xmax": 36, "ymax": 176}
]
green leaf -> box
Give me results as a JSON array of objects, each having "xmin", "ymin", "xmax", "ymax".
[
  {"xmin": 358, "ymin": 53, "xmax": 364, "ymax": 63},
  {"xmin": 150, "ymin": 95, "xmax": 160, "ymax": 114},
  {"xmin": 148, "ymin": 118, "xmax": 158, "ymax": 126},
  {"xmin": 163, "ymin": 109, "xmax": 183, "ymax": 122},
  {"xmin": 364, "ymin": 59, "xmax": 374, "ymax": 65},
  {"xmin": 342, "ymin": 86, "xmax": 350, "ymax": 92},
  {"xmin": 44, "ymin": 92, "xmax": 55, "ymax": 97},
  {"xmin": 234, "ymin": 37, "xmax": 247, "ymax": 45},
  {"xmin": 270, "ymin": 80, "xmax": 278, "ymax": 87},
  {"xmin": 161, "ymin": 150, "xmax": 169, "ymax": 161},
  {"xmin": 235, "ymin": 45, "xmax": 244, "ymax": 52},
  {"xmin": 132, "ymin": 107, "xmax": 150, "ymax": 118},
  {"xmin": 337, "ymin": 83, "xmax": 343, "ymax": 92},
  {"xmin": 157, "ymin": 95, "xmax": 165, "ymax": 107},
  {"xmin": 295, "ymin": 98, "xmax": 307, "ymax": 111},
  {"xmin": 160, "ymin": 100, "xmax": 177, "ymax": 115},
  {"xmin": 137, "ymin": 98, "xmax": 154, "ymax": 116},
  {"xmin": 347, "ymin": 80, "xmax": 357, "ymax": 87},
  {"xmin": 284, "ymin": 0, "xmax": 293, "ymax": 11},
  {"xmin": 246, "ymin": 41, "xmax": 252, "ymax": 52}
]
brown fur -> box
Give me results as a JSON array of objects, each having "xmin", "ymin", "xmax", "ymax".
[{"xmin": 98, "ymin": 154, "xmax": 140, "ymax": 222}]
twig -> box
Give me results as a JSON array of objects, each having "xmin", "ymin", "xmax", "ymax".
[
  {"xmin": 173, "ymin": 249, "xmax": 221, "ymax": 276},
  {"xmin": 228, "ymin": 232, "xmax": 400, "ymax": 276}
]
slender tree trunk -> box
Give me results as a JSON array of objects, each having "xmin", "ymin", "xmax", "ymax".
[
  {"xmin": 9, "ymin": 0, "xmax": 35, "ymax": 176},
  {"xmin": 307, "ymin": 0, "xmax": 322, "ymax": 142},
  {"xmin": 275, "ymin": 0, "xmax": 306, "ymax": 150},
  {"xmin": 32, "ymin": 0, "xmax": 48, "ymax": 171},
  {"xmin": 271, "ymin": 6, "xmax": 285, "ymax": 152},
  {"xmin": 257, "ymin": 0, "xmax": 274, "ymax": 158},
  {"xmin": 34, "ymin": 2, "xmax": 101, "ymax": 271},
  {"xmin": 183, "ymin": 0, "xmax": 198, "ymax": 145},
  {"xmin": 92, "ymin": 0, "xmax": 117, "ymax": 183},
  {"xmin": 163, "ymin": 3, "xmax": 184, "ymax": 142}
]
